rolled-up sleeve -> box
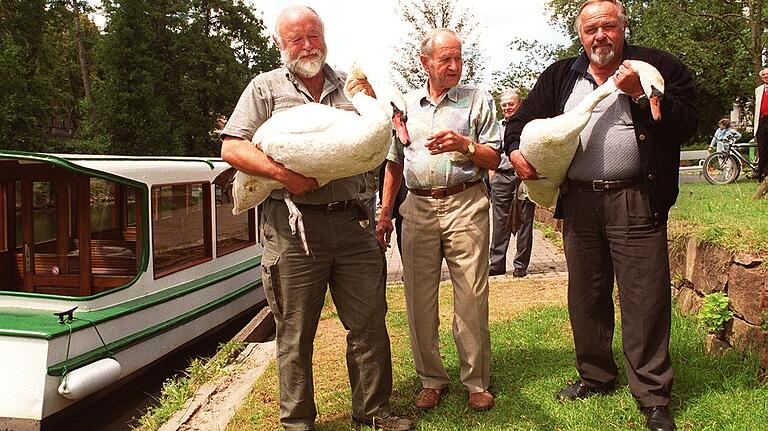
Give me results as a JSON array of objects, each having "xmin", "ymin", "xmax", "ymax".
[
  {"xmin": 222, "ymin": 76, "xmax": 273, "ymax": 141},
  {"xmin": 474, "ymin": 89, "xmax": 501, "ymax": 151}
]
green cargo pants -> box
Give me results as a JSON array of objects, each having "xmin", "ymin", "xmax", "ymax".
[{"xmin": 260, "ymin": 198, "xmax": 393, "ymax": 430}]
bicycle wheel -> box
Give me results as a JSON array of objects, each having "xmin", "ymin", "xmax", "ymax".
[{"xmin": 702, "ymin": 152, "xmax": 741, "ymax": 184}]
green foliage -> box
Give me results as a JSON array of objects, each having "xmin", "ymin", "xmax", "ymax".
[
  {"xmin": 134, "ymin": 340, "xmax": 245, "ymax": 431},
  {"xmin": 544, "ymin": 0, "xmax": 767, "ymax": 143},
  {"xmin": 493, "ymin": 37, "xmax": 566, "ymax": 94},
  {"xmin": 2, "ymin": 0, "xmax": 278, "ymax": 156},
  {"xmin": 699, "ymin": 292, "xmax": 735, "ymax": 333},
  {"xmin": 761, "ymin": 310, "xmax": 768, "ymax": 332},
  {"xmin": 0, "ymin": 0, "xmax": 89, "ymax": 150},
  {"xmin": 390, "ymin": 0, "xmax": 486, "ymax": 92},
  {"xmin": 534, "ymin": 220, "xmax": 564, "ymax": 249},
  {"xmin": 95, "ymin": 0, "xmax": 279, "ymax": 156}
]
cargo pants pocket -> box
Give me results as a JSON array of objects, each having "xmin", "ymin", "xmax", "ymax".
[{"xmin": 261, "ymin": 253, "xmax": 284, "ymax": 320}]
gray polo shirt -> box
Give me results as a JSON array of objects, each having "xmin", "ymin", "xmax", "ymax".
[
  {"xmin": 223, "ymin": 64, "xmax": 373, "ymax": 205},
  {"xmin": 565, "ymin": 75, "xmax": 642, "ymax": 181}
]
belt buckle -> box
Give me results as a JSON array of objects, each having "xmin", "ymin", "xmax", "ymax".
[
  {"xmin": 430, "ymin": 188, "xmax": 447, "ymax": 199},
  {"xmin": 592, "ymin": 180, "xmax": 607, "ymax": 191},
  {"xmin": 326, "ymin": 201, "xmax": 344, "ymax": 211}
]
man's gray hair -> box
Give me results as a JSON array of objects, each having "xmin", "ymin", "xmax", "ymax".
[
  {"xmin": 274, "ymin": 5, "xmax": 324, "ymax": 48},
  {"xmin": 573, "ymin": 0, "xmax": 627, "ymax": 33},
  {"xmin": 500, "ymin": 88, "xmax": 520, "ymax": 101},
  {"xmin": 420, "ymin": 28, "xmax": 460, "ymax": 57}
]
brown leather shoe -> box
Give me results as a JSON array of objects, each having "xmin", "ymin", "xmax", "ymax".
[
  {"xmin": 415, "ymin": 387, "xmax": 446, "ymax": 410},
  {"xmin": 468, "ymin": 390, "xmax": 494, "ymax": 411}
]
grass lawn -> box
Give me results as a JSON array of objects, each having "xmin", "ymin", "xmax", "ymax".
[
  {"xmin": 669, "ymin": 180, "xmax": 768, "ymax": 254},
  {"xmin": 225, "ymin": 277, "xmax": 768, "ymax": 430}
]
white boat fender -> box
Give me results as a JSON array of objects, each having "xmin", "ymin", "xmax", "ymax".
[{"xmin": 58, "ymin": 357, "xmax": 122, "ymax": 400}]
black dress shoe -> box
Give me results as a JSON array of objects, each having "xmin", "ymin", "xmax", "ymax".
[
  {"xmin": 556, "ymin": 379, "xmax": 615, "ymax": 401},
  {"xmin": 489, "ymin": 268, "xmax": 506, "ymax": 276},
  {"xmin": 643, "ymin": 406, "xmax": 676, "ymax": 431},
  {"xmin": 512, "ymin": 268, "xmax": 527, "ymax": 277}
]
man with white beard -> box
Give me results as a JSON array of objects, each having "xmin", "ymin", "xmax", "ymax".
[{"xmin": 221, "ymin": 6, "xmax": 414, "ymax": 431}]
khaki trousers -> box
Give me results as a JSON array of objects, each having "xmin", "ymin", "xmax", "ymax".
[{"xmin": 399, "ymin": 184, "xmax": 491, "ymax": 393}]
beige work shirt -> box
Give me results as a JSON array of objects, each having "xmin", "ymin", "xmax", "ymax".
[{"xmin": 223, "ymin": 64, "xmax": 374, "ymax": 205}]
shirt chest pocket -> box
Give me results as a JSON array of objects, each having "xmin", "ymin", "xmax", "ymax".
[{"xmin": 272, "ymin": 93, "xmax": 307, "ymax": 113}]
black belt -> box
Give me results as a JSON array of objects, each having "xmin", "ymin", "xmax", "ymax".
[
  {"xmin": 294, "ymin": 199, "xmax": 358, "ymax": 212},
  {"xmin": 568, "ymin": 177, "xmax": 642, "ymax": 192},
  {"xmin": 410, "ymin": 180, "xmax": 481, "ymax": 199}
]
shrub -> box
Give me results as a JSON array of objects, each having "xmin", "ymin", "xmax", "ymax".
[{"xmin": 698, "ymin": 292, "xmax": 734, "ymax": 333}]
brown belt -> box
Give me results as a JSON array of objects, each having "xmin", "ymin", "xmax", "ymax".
[
  {"xmin": 568, "ymin": 177, "xmax": 642, "ymax": 192},
  {"xmin": 410, "ymin": 180, "xmax": 482, "ymax": 199}
]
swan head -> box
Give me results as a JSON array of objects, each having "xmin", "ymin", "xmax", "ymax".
[
  {"xmin": 343, "ymin": 62, "xmax": 368, "ymax": 101},
  {"xmin": 628, "ymin": 60, "xmax": 664, "ymax": 121},
  {"xmin": 390, "ymin": 101, "xmax": 411, "ymax": 146}
]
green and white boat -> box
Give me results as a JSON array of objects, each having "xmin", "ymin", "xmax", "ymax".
[{"xmin": 0, "ymin": 151, "xmax": 264, "ymax": 430}]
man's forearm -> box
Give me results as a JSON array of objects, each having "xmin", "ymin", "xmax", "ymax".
[
  {"xmin": 221, "ymin": 136, "xmax": 290, "ymax": 182},
  {"xmin": 469, "ymin": 143, "xmax": 502, "ymax": 170},
  {"xmin": 379, "ymin": 161, "xmax": 404, "ymax": 218}
]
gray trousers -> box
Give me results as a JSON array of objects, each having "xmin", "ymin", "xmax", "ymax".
[
  {"xmin": 489, "ymin": 170, "xmax": 535, "ymax": 273},
  {"xmin": 260, "ymin": 199, "xmax": 393, "ymax": 430},
  {"xmin": 561, "ymin": 184, "xmax": 673, "ymax": 407}
]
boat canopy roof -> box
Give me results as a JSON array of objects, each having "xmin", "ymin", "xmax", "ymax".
[{"xmin": 0, "ymin": 151, "xmax": 231, "ymax": 186}]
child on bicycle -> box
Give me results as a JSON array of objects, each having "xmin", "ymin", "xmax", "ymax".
[{"xmin": 709, "ymin": 118, "xmax": 742, "ymax": 153}]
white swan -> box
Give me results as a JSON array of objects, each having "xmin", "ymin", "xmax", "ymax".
[
  {"xmin": 519, "ymin": 60, "xmax": 664, "ymax": 208},
  {"xmin": 231, "ymin": 63, "xmax": 409, "ymax": 254}
]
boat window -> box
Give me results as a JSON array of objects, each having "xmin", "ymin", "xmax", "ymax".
[
  {"xmin": 2, "ymin": 164, "xmax": 141, "ymax": 296},
  {"xmin": 152, "ymin": 182, "xmax": 212, "ymax": 277},
  {"xmin": 126, "ymin": 189, "xmax": 137, "ymax": 227},
  {"xmin": 91, "ymin": 178, "xmax": 121, "ymax": 235},
  {"xmin": 14, "ymin": 181, "xmax": 21, "ymax": 246},
  {"xmin": 215, "ymin": 184, "xmax": 256, "ymax": 257},
  {"xmin": 0, "ymin": 186, "xmax": 5, "ymax": 253},
  {"xmin": 32, "ymin": 181, "xmax": 59, "ymax": 246}
]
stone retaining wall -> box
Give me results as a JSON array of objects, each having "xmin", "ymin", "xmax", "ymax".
[
  {"xmin": 534, "ymin": 206, "xmax": 768, "ymax": 368},
  {"xmin": 669, "ymin": 236, "xmax": 768, "ymax": 368}
]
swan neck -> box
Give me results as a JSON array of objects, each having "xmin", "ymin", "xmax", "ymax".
[{"xmin": 575, "ymin": 79, "xmax": 617, "ymax": 113}]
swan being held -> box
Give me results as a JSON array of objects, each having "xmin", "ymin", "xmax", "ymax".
[
  {"xmin": 231, "ymin": 63, "xmax": 410, "ymax": 254},
  {"xmin": 519, "ymin": 60, "xmax": 664, "ymax": 208}
]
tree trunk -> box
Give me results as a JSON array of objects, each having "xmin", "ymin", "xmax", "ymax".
[
  {"xmin": 747, "ymin": 0, "xmax": 765, "ymax": 83},
  {"xmin": 72, "ymin": 2, "xmax": 95, "ymax": 123}
]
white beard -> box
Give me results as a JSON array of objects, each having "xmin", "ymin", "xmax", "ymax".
[
  {"xmin": 590, "ymin": 44, "xmax": 616, "ymax": 66},
  {"xmin": 283, "ymin": 49, "xmax": 326, "ymax": 79}
]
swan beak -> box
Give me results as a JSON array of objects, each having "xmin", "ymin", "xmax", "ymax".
[
  {"xmin": 391, "ymin": 101, "xmax": 411, "ymax": 146},
  {"xmin": 649, "ymin": 96, "xmax": 661, "ymax": 121},
  {"xmin": 649, "ymin": 86, "xmax": 663, "ymax": 121}
]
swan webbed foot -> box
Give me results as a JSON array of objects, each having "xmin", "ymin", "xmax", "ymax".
[{"xmin": 283, "ymin": 193, "xmax": 311, "ymax": 256}]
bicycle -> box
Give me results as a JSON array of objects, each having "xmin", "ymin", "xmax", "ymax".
[{"xmin": 701, "ymin": 138, "xmax": 759, "ymax": 185}]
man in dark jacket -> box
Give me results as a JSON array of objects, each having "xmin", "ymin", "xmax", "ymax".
[{"xmin": 504, "ymin": 1, "xmax": 698, "ymax": 430}]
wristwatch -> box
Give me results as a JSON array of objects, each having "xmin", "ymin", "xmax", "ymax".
[
  {"xmin": 466, "ymin": 141, "xmax": 476, "ymax": 155},
  {"xmin": 632, "ymin": 94, "xmax": 649, "ymax": 108}
]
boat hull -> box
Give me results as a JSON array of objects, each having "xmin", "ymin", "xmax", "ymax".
[{"xmin": 0, "ymin": 264, "xmax": 264, "ymax": 430}]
